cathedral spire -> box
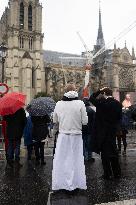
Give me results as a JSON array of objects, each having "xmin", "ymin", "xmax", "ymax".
[
  {"xmin": 114, "ymin": 42, "xmax": 116, "ymax": 50},
  {"xmin": 125, "ymin": 40, "xmax": 127, "ymax": 48},
  {"xmin": 132, "ymin": 46, "xmax": 136, "ymax": 60},
  {"xmin": 96, "ymin": 0, "xmax": 105, "ymax": 49}
]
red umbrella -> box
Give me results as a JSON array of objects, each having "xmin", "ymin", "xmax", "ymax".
[{"xmin": 0, "ymin": 92, "xmax": 26, "ymax": 116}]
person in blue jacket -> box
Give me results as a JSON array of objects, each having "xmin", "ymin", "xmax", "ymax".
[{"xmin": 23, "ymin": 115, "xmax": 33, "ymax": 160}]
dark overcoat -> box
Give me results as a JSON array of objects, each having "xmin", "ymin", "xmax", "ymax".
[
  {"xmin": 82, "ymin": 106, "xmax": 95, "ymax": 136},
  {"xmin": 89, "ymin": 90, "xmax": 122, "ymax": 154},
  {"xmin": 3, "ymin": 108, "xmax": 27, "ymax": 140},
  {"xmin": 31, "ymin": 115, "xmax": 50, "ymax": 142}
]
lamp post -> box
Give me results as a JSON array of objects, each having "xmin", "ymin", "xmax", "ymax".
[{"xmin": 0, "ymin": 43, "xmax": 8, "ymax": 83}]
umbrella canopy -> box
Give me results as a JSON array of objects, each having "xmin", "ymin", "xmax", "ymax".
[
  {"xmin": 0, "ymin": 92, "xmax": 26, "ymax": 116},
  {"xmin": 27, "ymin": 97, "xmax": 56, "ymax": 116}
]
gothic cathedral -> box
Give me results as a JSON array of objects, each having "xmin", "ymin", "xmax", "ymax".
[{"xmin": 0, "ymin": 0, "xmax": 45, "ymax": 103}]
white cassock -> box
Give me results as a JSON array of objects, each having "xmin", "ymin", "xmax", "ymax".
[{"xmin": 52, "ymin": 133, "xmax": 87, "ymax": 191}]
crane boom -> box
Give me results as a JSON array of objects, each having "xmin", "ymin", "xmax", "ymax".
[
  {"xmin": 77, "ymin": 31, "xmax": 89, "ymax": 52},
  {"xmin": 77, "ymin": 20, "xmax": 136, "ymax": 61},
  {"xmin": 77, "ymin": 31, "xmax": 93, "ymax": 64}
]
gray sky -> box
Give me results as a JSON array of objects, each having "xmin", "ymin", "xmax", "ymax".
[{"xmin": 0, "ymin": 0, "xmax": 136, "ymax": 54}]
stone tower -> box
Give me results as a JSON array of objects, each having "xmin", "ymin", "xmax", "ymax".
[{"xmin": 0, "ymin": 0, "xmax": 45, "ymax": 103}]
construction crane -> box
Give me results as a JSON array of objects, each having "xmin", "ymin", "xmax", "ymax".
[
  {"xmin": 77, "ymin": 20, "xmax": 136, "ymax": 64},
  {"xmin": 76, "ymin": 31, "xmax": 93, "ymax": 65},
  {"xmin": 59, "ymin": 19, "xmax": 136, "ymax": 97},
  {"xmin": 59, "ymin": 34, "xmax": 91, "ymax": 92},
  {"xmin": 76, "ymin": 20, "xmax": 136, "ymax": 97},
  {"xmin": 76, "ymin": 31, "xmax": 95, "ymax": 97},
  {"xmin": 93, "ymin": 20, "xmax": 136, "ymax": 59}
]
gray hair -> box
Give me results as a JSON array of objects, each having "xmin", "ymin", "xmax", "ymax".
[{"xmin": 65, "ymin": 83, "xmax": 76, "ymax": 92}]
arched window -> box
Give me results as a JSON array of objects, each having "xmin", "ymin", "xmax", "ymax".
[
  {"xmin": 20, "ymin": 2, "xmax": 24, "ymax": 29},
  {"xmin": 29, "ymin": 37, "xmax": 33, "ymax": 50},
  {"xmin": 19, "ymin": 36, "xmax": 24, "ymax": 49},
  {"xmin": 28, "ymin": 5, "xmax": 32, "ymax": 31}
]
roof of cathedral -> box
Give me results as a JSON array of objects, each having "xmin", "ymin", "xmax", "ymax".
[{"xmin": 43, "ymin": 50, "xmax": 86, "ymax": 67}]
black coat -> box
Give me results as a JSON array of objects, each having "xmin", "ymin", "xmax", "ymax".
[
  {"xmin": 82, "ymin": 106, "xmax": 95, "ymax": 136},
  {"xmin": 89, "ymin": 90, "xmax": 122, "ymax": 154},
  {"xmin": 3, "ymin": 108, "xmax": 27, "ymax": 140},
  {"xmin": 31, "ymin": 115, "xmax": 50, "ymax": 142}
]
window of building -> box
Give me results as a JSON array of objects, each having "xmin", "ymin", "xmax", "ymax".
[
  {"xmin": 123, "ymin": 55, "xmax": 128, "ymax": 62},
  {"xmin": 29, "ymin": 38, "xmax": 33, "ymax": 50},
  {"xmin": 20, "ymin": 2, "xmax": 24, "ymax": 29},
  {"xmin": 28, "ymin": 5, "xmax": 32, "ymax": 31},
  {"xmin": 19, "ymin": 36, "xmax": 24, "ymax": 49}
]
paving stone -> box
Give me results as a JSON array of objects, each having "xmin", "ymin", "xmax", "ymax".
[{"xmin": 0, "ymin": 135, "xmax": 136, "ymax": 204}]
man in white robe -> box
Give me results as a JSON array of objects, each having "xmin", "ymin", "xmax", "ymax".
[{"xmin": 52, "ymin": 83, "xmax": 88, "ymax": 191}]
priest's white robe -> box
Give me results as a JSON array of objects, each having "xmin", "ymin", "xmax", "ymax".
[{"xmin": 52, "ymin": 133, "xmax": 87, "ymax": 191}]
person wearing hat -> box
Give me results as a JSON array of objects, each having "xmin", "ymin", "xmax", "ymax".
[
  {"xmin": 52, "ymin": 83, "xmax": 88, "ymax": 191},
  {"xmin": 89, "ymin": 87, "xmax": 122, "ymax": 180}
]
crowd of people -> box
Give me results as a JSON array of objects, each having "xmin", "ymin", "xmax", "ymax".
[
  {"xmin": 0, "ymin": 83, "xmax": 135, "ymax": 192},
  {"xmin": 52, "ymin": 85, "xmax": 135, "ymax": 189}
]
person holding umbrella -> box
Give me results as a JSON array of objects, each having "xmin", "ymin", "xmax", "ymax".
[
  {"xmin": 0, "ymin": 92, "xmax": 27, "ymax": 168},
  {"xmin": 27, "ymin": 97, "xmax": 56, "ymax": 165},
  {"xmin": 31, "ymin": 114, "xmax": 50, "ymax": 165}
]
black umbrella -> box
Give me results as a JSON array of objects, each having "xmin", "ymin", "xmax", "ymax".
[{"xmin": 27, "ymin": 97, "xmax": 56, "ymax": 116}]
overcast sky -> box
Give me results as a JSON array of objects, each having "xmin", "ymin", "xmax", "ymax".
[{"xmin": 0, "ymin": 0, "xmax": 136, "ymax": 54}]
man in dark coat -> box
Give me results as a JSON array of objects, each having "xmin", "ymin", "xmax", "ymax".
[
  {"xmin": 82, "ymin": 98, "xmax": 95, "ymax": 162},
  {"xmin": 89, "ymin": 87, "xmax": 122, "ymax": 179},
  {"xmin": 31, "ymin": 115, "xmax": 50, "ymax": 165},
  {"xmin": 3, "ymin": 108, "xmax": 27, "ymax": 167}
]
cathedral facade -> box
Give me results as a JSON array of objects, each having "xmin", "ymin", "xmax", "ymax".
[
  {"xmin": 92, "ymin": 4, "xmax": 136, "ymax": 103},
  {"xmin": 105, "ymin": 45, "xmax": 136, "ymax": 102},
  {"xmin": 0, "ymin": 0, "xmax": 45, "ymax": 103},
  {"xmin": 0, "ymin": 1, "xmax": 136, "ymax": 103}
]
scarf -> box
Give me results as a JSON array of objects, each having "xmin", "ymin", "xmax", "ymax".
[{"xmin": 62, "ymin": 91, "xmax": 78, "ymax": 101}]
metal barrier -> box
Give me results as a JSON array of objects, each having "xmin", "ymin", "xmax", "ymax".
[{"xmin": 0, "ymin": 122, "xmax": 5, "ymax": 160}]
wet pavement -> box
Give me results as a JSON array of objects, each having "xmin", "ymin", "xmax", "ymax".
[{"xmin": 0, "ymin": 134, "xmax": 136, "ymax": 205}]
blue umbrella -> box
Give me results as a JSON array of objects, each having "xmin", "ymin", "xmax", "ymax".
[{"xmin": 27, "ymin": 97, "xmax": 56, "ymax": 116}]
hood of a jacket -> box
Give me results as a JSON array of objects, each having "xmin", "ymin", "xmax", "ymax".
[{"xmin": 64, "ymin": 91, "xmax": 78, "ymax": 98}]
